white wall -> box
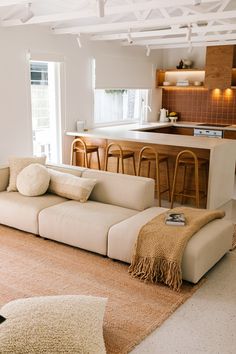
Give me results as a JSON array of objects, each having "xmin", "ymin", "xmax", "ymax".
[
  {"xmin": 0, "ymin": 25, "xmax": 206, "ymax": 165},
  {"xmin": 156, "ymin": 47, "xmax": 206, "ymax": 69},
  {"xmin": 0, "ymin": 26, "xmax": 163, "ymax": 164}
]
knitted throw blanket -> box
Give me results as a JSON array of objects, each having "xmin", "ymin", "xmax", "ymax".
[{"xmin": 129, "ymin": 207, "xmax": 225, "ymax": 291}]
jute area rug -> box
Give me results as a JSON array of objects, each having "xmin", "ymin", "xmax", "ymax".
[{"xmin": 0, "ymin": 225, "xmax": 203, "ymax": 354}]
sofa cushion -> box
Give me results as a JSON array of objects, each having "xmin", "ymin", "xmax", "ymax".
[
  {"xmin": 0, "ymin": 295, "xmax": 107, "ymax": 354},
  {"xmin": 39, "ymin": 200, "xmax": 137, "ymax": 255},
  {"xmin": 107, "ymin": 207, "xmax": 233, "ymax": 283},
  {"xmin": 17, "ymin": 164, "xmax": 50, "ymax": 197},
  {"xmin": 0, "ymin": 191, "xmax": 67, "ymax": 234},
  {"xmin": 7, "ymin": 156, "xmax": 46, "ymax": 192},
  {"xmin": 82, "ymin": 169, "xmax": 154, "ymax": 211},
  {"xmin": 48, "ymin": 169, "xmax": 96, "ymax": 203}
]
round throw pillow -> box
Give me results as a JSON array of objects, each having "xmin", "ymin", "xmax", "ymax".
[{"xmin": 16, "ymin": 163, "xmax": 50, "ymax": 196}]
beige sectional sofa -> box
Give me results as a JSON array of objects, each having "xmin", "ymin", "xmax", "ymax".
[{"xmin": 0, "ymin": 163, "xmax": 233, "ymax": 284}]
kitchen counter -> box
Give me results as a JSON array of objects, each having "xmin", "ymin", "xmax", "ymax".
[
  {"xmin": 67, "ymin": 122, "xmax": 236, "ymax": 150},
  {"xmin": 66, "ymin": 122, "xmax": 236, "ymax": 210}
]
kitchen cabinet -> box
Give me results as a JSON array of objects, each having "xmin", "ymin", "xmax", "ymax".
[
  {"xmin": 224, "ymin": 130, "xmax": 236, "ymax": 139},
  {"xmin": 205, "ymin": 45, "xmax": 236, "ymax": 89}
]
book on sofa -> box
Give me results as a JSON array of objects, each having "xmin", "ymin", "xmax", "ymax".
[{"xmin": 165, "ymin": 212, "xmax": 186, "ymax": 226}]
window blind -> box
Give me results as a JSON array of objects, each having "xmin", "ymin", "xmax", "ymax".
[{"xmin": 94, "ymin": 55, "xmax": 154, "ymax": 89}]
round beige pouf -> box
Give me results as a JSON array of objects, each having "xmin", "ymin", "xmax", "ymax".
[{"xmin": 16, "ymin": 163, "xmax": 50, "ymax": 196}]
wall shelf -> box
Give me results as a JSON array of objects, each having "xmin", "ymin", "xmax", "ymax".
[
  {"xmin": 157, "ymin": 68, "xmax": 236, "ymax": 89},
  {"xmin": 156, "ymin": 69, "xmax": 205, "ymax": 88}
]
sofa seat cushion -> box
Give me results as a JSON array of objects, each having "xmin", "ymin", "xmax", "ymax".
[
  {"xmin": 107, "ymin": 207, "xmax": 233, "ymax": 283},
  {"xmin": 39, "ymin": 200, "xmax": 137, "ymax": 255},
  {"xmin": 0, "ymin": 192, "xmax": 67, "ymax": 234}
]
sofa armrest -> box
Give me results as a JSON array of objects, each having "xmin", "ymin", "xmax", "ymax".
[{"xmin": 0, "ymin": 165, "xmax": 9, "ymax": 192}]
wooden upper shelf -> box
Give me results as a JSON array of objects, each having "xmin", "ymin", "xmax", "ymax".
[{"xmin": 157, "ymin": 45, "xmax": 236, "ymax": 89}]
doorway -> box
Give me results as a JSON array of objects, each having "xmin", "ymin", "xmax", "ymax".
[{"xmin": 30, "ymin": 61, "xmax": 61, "ymax": 163}]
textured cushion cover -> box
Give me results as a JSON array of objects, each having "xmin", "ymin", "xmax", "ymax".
[
  {"xmin": 0, "ymin": 295, "xmax": 107, "ymax": 354},
  {"xmin": 7, "ymin": 156, "xmax": 46, "ymax": 192},
  {"xmin": 48, "ymin": 168, "xmax": 96, "ymax": 203},
  {"xmin": 16, "ymin": 164, "xmax": 50, "ymax": 197}
]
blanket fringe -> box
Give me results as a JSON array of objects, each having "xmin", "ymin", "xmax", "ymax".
[{"xmin": 128, "ymin": 256, "xmax": 182, "ymax": 291}]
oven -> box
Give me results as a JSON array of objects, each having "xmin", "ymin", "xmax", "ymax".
[{"xmin": 194, "ymin": 128, "xmax": 223, "ymax": 138}]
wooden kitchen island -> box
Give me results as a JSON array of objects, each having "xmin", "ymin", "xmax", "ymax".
[{"xmin": 67, "ymin": 122, "xmax": 236, "ymax": 210}]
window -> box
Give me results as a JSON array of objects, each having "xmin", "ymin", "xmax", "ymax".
[
  {"xmin": 30, "ymin": 61, "xmax": 61, "ymax": 163},
  {"xmin": 94, "ymin": 89, "xmax": 149, "ymax": 125}
]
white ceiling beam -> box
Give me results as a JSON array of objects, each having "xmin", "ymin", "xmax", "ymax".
[
  {"xmin": 0, "ymin": 0, "xmax": 26, "ymax": 6},
  {"xmin": 125, "ymin": 0, "xmax": 141, "ymax": 21},
  {"xmin": 92, "ymin": 24, "xmax": 236, "ymax": 41},
  {"xmin": 53, "ymin": 10, "xmax": 236, "ymax": 35},
  {"xmin": 1, "ymin": 0, "xmax": 219, "ymax": 27},
  {"xmin": 159, "ymin": 8, "xmax": 170, "ymax": 19},
  {"xmin": 202, "ymin": 0, "xmax": 231, "ymax": 36},
  {"xmin": 140, "ymin": 9, "xmax": 153, "ymax": 21},
  {"xmin": 150, "ymin": 40, "xmax": 236, "ymax": 50},
  {"xmin": 123, "ymin": 33, "xmax": 236, "ymax": 46}
]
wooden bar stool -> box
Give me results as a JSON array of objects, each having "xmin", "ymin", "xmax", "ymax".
[
  {"xmin": 171, "ymin": 150, "xmax": 208, "ymax": 209},
  {"xmin": 137, "ymin": 146, "xmax": 171, "ymax": 207},
  {"xmin": 104, "ymin": 143, "xmax": 136, "ymax": 175},
  {"xmin": 70, "ymin": 138, "xmax": 101, "ymax": 169}
]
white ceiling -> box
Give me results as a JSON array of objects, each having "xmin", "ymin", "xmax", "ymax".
[{"xmin": 0, "ymin": 0, "xmax": 236, "ymax": 52}]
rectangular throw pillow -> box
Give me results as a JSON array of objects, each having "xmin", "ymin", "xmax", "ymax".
[
  {"xmin": 7, "ymin": 156, "xmax": 46, "ymax": 192},
  {"xmin": 48, "ymin": 168, "xmax": 96, "ymax": 202}
]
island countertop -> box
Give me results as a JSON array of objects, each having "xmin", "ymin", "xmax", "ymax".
[{"xmin": 66, "ymin": 122, "xmax": 236, "ymax": 151}]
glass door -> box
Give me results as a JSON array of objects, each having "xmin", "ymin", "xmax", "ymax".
[{"xmin": 30, "ymin": 61, "xmax": 61, "ymax": 163}]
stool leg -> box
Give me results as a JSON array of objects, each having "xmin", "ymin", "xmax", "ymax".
[
  {"xmin": 166, "ymin": 159, "xmax": 171, "ymax": 202},
  {"xmin": 147, "ymin": 161, "xmax": 151, "ymax": 177},
  {"xmin": 194, "ymin": 161, "xmax": 200, "ymax": 208},
  {"xmin": 132, "ymin": 155, "xmax": 136, "ymax": 176},
  {"xmin": 156, "ymin": 157, "xmax": 161, "ymax": 207},
  {"xmin": 204, "ymin": 163, "xmax": 208, "ymax": 197},
  {"xmin": 84, "ymin": 152, "xmax": 89, "ymax": 168},
  {"xmin": 117, "ymin": 157, "xmax": 120, "ymax": 173},
  {"xmin": 171, "ymin": 161, "xmax": 179, "ymax": 209},
  {"xmin": 121, "ymin": 157, "xmax": 125, "ymax": 174},
  {"xmin": 70, "ymin": 146, "xmax": 74, "ymax": 165},
  {"xmin": 96, "ymin": 150, "xmax": 101, "ymax": 170},
  {"xmin": 88, "ymin": 153, "xmax": 92, "ymax": 168},
  {"xmin": 181, "ymin": 165, "xmax": 187, "ymax": 205},
  {"xmin": 137, "ymin": 157, "xmax": 142, "ymax": 176},
  {"xmin": 104, "ymin": 151, "xmax": 108, "ymax": 171}
]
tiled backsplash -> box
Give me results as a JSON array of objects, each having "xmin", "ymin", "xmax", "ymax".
[{"xmin": 162, "ymin": 88, "xmax": 236, "ymax": 125}]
